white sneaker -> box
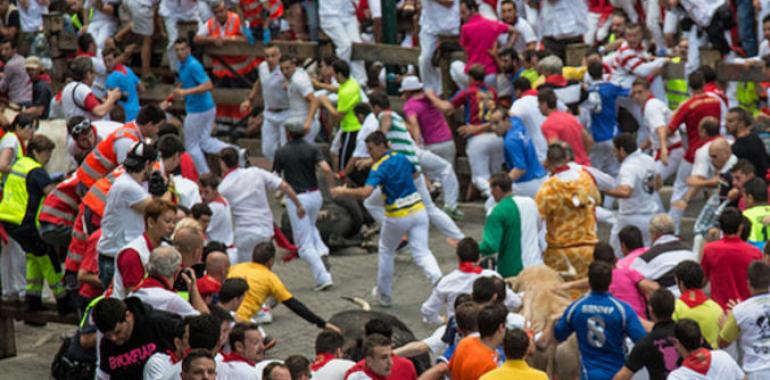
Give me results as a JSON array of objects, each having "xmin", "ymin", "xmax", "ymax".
[
  {"xmin": 370, "ymin": 286, "xmax": 392, "ymax": 307},
  {"xmin": 254, "ymin": 305, "xmax": 273, "ymax": 324},
  {"xmin": 314, "ymin": 281, "xmax": 334, "ymax": 291}
]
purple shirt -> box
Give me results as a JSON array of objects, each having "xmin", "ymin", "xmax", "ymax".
[
  {"xmin": 403, "ymin": 96, "xmax": 453, "ymax": 145},
  {"xmin": 460, "ymin": 14, "xmax": 509, "ymax": 74}
]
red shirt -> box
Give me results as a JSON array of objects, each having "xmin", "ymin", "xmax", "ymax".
[
  {"xmin": 460, "ymin": 14, "xmax": 510, "ymax": 74},
  {"xmin": 667, "ymin": 93, "xmax": 722, "ymax": 163},
  {"xmin": 344, "ymin": 355, "xmax": 417, "ymax": 380},
  {"xmin": 701, "ymin": 236, "xmax": 763, "ymax": 311},
  {"xmin": 78, "ymin": 230, "xmax": 103, "ymax": 299},
  {"xmin": 116, "ymin": 234, "xmax": 155, "ymax": 292},
  {"xmin": 179, "ymin": 152, "xmax": 199, "ymax": 183},
  {"xmin": 542, "ymin": 111, "xmax": 591, "ymax": 166}
]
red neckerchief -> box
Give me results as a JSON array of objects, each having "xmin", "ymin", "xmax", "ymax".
[
  {"xmin": 134, "ymin": 275, "xmax": 171, "ymax": 291},
  {"xmin": 679, "ymin": 289, "xmax": 708, "ymax": 308},
  {"xmin": 167, "ymin": 348, "xmax": 191, "ymax": 364},
  {"xmin": 458, "ymin": 262, "xmax": 483, "ymax": 274},
  {"xmin": 350, "ymin": 360, "xmax": 388, "ymax": 380},
  {"xmin": 682, "ymin": 348, "xmax": 712, "ymax": 375},
  {"xmin": 223, "ymin": 167, "xmax": 238, "ymax": 179},
  {"xmin": 113, "ymin": 63, "xmax": 128, "ymax": 75},
  {"xmin": 310, "ymin": 353, "xmax": 336, "ymax": 371},
  {"xmin": 545, "ymin": 74, "xmax": 568, "ymax": 87},
  {"xmin": 212, "ymin": 195, "xmax": 228, "ymax": 205},
  {"xmin": 521, "ymin": 89, "xmax": 538, "ymax": 97},
  {"xmin": 76, "ymin": 49, "xmax": 95, "ymax": 58},
  {"xmin": 223, "ymin": 352, "xmax": 256, "ymax": 366},
  {"xmin": 551, "ymin": 165, "xmax": 571, "ymax": 175},
  {"xmin": 35, "ymin": 73, "xmax": 51, "ymax": 84}
]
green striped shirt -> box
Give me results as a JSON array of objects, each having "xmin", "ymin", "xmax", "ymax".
[{"xmin": 380, "ymin": 111, "xmax": 420, "ymax": 170}]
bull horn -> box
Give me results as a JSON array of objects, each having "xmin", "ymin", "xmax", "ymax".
[{"xmin": 341, "ymin": 296, "xmax": 371, "ymax": 311}]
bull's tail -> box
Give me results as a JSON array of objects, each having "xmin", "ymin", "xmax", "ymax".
[{"xmin": 341, "ymin": 296, "xmax": 371, "ymax": 311}]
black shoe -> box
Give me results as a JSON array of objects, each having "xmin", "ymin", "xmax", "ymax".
[
  {"xmin": 25, "ymin": 295, "xmax": 44, "ymax": 312},
  {"xmin": 56, "ymin": 295, "xmax": 76, "ymax": 316}
]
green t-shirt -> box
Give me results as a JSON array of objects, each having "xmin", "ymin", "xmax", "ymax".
[
  {"xmin": 338, "ymin": 78, "xmax": 362, "ymax": 132},
  {"xmin": 479, "ymin": 195, "xmax": 523, "ymax": 278}
]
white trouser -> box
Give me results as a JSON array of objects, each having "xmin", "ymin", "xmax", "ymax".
[
  {"xmin": 655, "ymin": 146, "xmax": 685, "ymax": 183},
  {"xmin": 450, "ymin": 61, "xmax": 469, "ymax": 90},
  {"xmin": 0, "ymin": 237, "xmax": 25, "ymax": 297},
  {"xmin": 671, "ymin": 160, "xmax": 693, "ymax": 203},
  {"xmin": 419, "ymin": 149, "xmax": 460, "ymax": 210},
  {"xmin": 286, "ymin": 190, "xmax": 331, "ymax": 286},
  {"xmin": 585, "ymin": 12, "xmax": 612, "ymax": 46},
  {"xmin": 303, "ymin": 119, "xmax": 321, "ymax": 144},
  {"xmin": 589, "ymin": 140, "xmax": 620, "ymax": 177},
  {"xmin": 424, "ymin": 140, "xmax": 456, "ymax": 165},
  {"xmin": 419, "ymin": 30, "xmax": 443, "ymax": 94},
  {"xmin": 610, "ymin": 213, "xmax": 654, "ymax": 257},
  {"xmin": 376, "ymin": 210, "xmax": 442, "ymax": 301},
  {"xmin": 611, "ymin": 0, "xmax": 638, "ymax": 22},
  {"xmin": 87, "ymin": 20, "xmax": 117, "ymax": 54},
  {"xmin": 319, "ymin": 15, "xmax": 367, "ymax": 85},
  {"xmin": 184, "ymin": 108, "xmax": 231, "ymax": 174},
  {"xmin": 364, "ymin": 179, "xmax": 464, "ymax": 240},
  {"xmin": 165, "ymin": 16, "xmax": 201, "ymax": 71},
  {"xmin": 645, "ymin": 0, "xmax": 666, "ymax": 52},
  {"xmin": 479, "ymin": 3, "xmax": 498, "ymax": 20},
  {"xmin": 466, "ymin": 133, "xmax": 504, "ymax": 199},
  {"xmin": 262, "ymin": 110, "xmax": 289, "ymax": 162},
  {"xmin": 232, "ymin": 232, "xmax": 272, "ymax": 265},
  {"xmin": 513, "ymin": 176, "xmax": 546, "ymax": 198}
]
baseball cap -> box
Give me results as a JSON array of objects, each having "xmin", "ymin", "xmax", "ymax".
[
  {"xmin": 123, "ymin": 141, "xmax": 157, "ymax": 169},
  {"xmin": 24, "ymin": 56, "xmax": 42, "ymax": 70},
  {"xmin": 399, "ymin": 75, "xmax": 423, "ymax": 93}
]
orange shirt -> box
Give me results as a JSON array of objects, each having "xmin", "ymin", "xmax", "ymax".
[{"xmin": 448, "ymin": 336, "xmax": 498, "ymax": 380}]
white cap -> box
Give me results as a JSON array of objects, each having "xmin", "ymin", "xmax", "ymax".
[{"xmin": 399, "ymin": 75, "xmax": 423, "ymax": 93}]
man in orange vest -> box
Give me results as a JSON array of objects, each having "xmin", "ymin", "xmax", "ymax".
[
  {"xmin": 75, "ymin": 104, "xmax": 165, "ymax": 192},
  {"xmin": 194, "ymin": 1, "xmax": 258, "ymax": 137},
  {"xmin": 239, "ymin": 0, "xmax": 283, "ymax": 42}
]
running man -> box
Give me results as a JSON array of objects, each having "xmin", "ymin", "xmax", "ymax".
[{"xmin": 331, "ymin": 131, "xmax": 442, "ymax": 307}]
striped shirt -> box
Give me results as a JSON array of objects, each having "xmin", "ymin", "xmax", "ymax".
[
  {"xmin": 380, "ymin": 111, "xmax": 421, "ymax": 170},
  {"xmin": 609, "ymin": 41, "xmax": 666, "ymax": 89}
]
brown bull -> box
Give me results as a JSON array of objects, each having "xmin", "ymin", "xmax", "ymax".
[{"xmin": 508, "ymin": 265, "xmax": 581, "ymax": 380}]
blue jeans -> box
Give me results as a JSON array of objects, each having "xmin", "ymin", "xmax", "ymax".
[{"xmin": 736, "ymin": 0, "xmax": 758, "ymax": 57}]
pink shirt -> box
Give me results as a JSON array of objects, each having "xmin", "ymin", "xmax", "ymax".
[
  {"xmin": 403, "ymin": 96, "xmax": 453, "ymax": 145},
  {"xmin": 610, "ymin": 247, "xmax": 648, "ymax": 318},
  {"xmin": 541, "ymin": 111, "xmax": 591, "ymax": 166},
  {"xmin": 460, "ymin": 14, "xmax": 509, "ymax": 74}
]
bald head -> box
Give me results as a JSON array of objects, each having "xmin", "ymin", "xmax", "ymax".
[
  {"xmin": 708, "ymin": 138, "xmax": 732, "ymax": 170},
  {"xmin": 205, "ymin": 251, "xmax": 230, "ymax": 283},
  {"xmin": 173, "ymin": 226, "xmax": 204, "ymax": 267}
]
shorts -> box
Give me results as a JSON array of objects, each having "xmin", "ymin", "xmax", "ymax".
[{"xmin": 126, "ymin": 0, "xmax": 154, "ymax": 36}]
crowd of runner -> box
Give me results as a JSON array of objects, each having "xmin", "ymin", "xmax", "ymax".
[{"xmin": 1, "ymin": 0, "xmax": 770, "ymax": 379}]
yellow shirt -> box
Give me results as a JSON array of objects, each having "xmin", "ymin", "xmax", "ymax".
[
  {"xmin": 227, "ymin": 262, "xmax": 293, "ymax": 322},
  {"xmin": 673, "ymin": 298, "xmax": 724, "ymax": 348},
  {"xmin": 479, "ymin": 360, "xmax": 548, "ymax": 380}
]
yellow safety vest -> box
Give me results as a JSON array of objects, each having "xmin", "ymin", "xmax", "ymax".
[
  {"xmin": 666, "ymin": 57, "xmax": 688, "ymax": 110},
  {"xmin": 0, "ymin": 156, "xmax": 42, "ymax": 226},
  {"xmin": 736, "ymin": 81, "xmax": 760, "ymax": 116},
  {"xmin": 743, "ymin": 205, "xmax": 770, "ymax": 243}
]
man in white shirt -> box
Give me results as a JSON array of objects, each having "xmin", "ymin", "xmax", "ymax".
[
  {"xmin": 143, "ymin": 312, "xmax": 222, "ymax": 380},
  {"xmin": 419, "ymin": 0, "xmax": 460, "ymax": 94},
  {"xmin": 509, "ymin": 77, "xmax": 549, "ymax": 162},
  {"xmin": 318, "ymin": 0, "xmax": 367, "ymax": 86},
  {"xmin": 669, "ymin": 319, "xmax": 744, "ymax": 380},
  {"xmin": 241, "ymin": 45, "xmax": 290, "ymax": 163},
  {"xmin": 218, "ymin": 322, "xmax": 267, "ymax": 379},
  {"xmin": 605, "ymin": 133, "xmax": 662, "ymax": 254},
  {"xmin": 217, "ymin": 147, "xmax": 305, "ymax": 264},
  {"xmin": 718, "ymin": 261, "xmax": 770, "ymax": 380},
  {"xmin": 279, "ymin": 56, "xmax": 320, "ymax": 143},
  {"xmin": 632, "ymin": 78, "xmax": 684, "ymax": 184},
  {"xmin": 421, "ymin": 237, "xmax": 520, "ymax": 325},
  {"xmin": 538, "ymin": 0, "xmax": 588, "ymax": 60},
  {"xmin": 199, "ymin": 173, "xmax": 234, "ymax": 247},
  {"xmin": 129, "ymin": 246, "xmax": 209, "ymax": 316},
  {"xmin": 61, "ymin": 57, "xmax": 121, "ymax": 121},
  {"xmin": 498, "ymin": 0, "xmax": 537, "ymax": 53},
  {"xmin": 310, "ymin": 331, "xmax": 356, "ymax": 379},
  {"xmin": 96, "ymin": 141, "xmax": 159, "ymax": 287}
]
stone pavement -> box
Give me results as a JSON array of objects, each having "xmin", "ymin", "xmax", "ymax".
[{"xmin": 0, "ymin": 190, "xmax": 703, "ymax": 376}]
